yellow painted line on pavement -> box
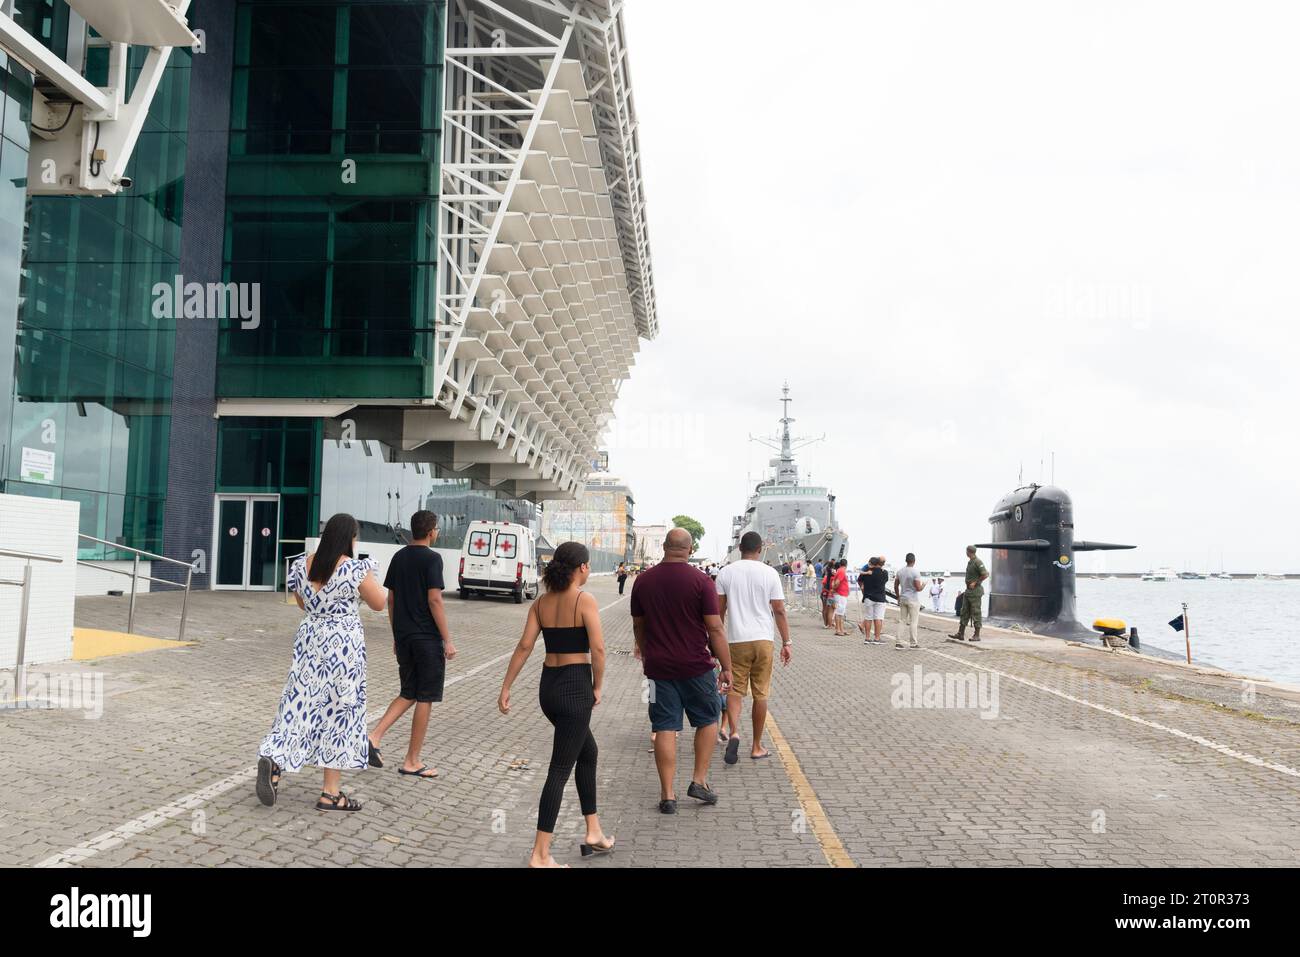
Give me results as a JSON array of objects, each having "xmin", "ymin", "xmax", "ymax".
[
  {"xmin": 72, "ymin": 627, "xmax": 193, "ymax": 660},
  {"xmin": 766, "ymin": 714, "xmax": 855, "ymax": 868}
]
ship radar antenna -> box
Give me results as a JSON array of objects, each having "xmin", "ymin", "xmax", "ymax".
[{"xmin": 749, "ymin": 384, "xmax": 823, "ymax": 487}]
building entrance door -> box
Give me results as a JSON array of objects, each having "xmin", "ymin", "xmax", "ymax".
[{"xmin": 213, "ymin": 495, "xmax": 280, "ymax": 590}]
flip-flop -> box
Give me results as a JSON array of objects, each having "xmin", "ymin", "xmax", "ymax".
[
  {"xmin": 367, "ymin": 738, "xmax": 383, "ymax": 768},
  {"xmin": 724, "ymin": 737, "xmax": 740, "ymax": 765},
  {"xmin": 398, "ymin": 765, "xmax": 439, "ymax": 779},
  {"xmin": 751, "ymin": 750, "xmax": 772, "ymax": 760}
]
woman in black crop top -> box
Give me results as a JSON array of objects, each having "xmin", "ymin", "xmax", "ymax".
[{"xmin": 498, "ymin": 541, "xmax": 613, "ymax": 868}]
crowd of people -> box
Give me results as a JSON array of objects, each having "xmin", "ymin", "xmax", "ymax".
[
  {"xmin": 254, "ymin": 513, "xmax": 798, "ymax": 868},
  {"xmin": 797, "ymin": 548, "xmax": 989, "ymax": 648},
  {"xmin": 253, "ymin": 510, "xmax": 986, "ymax": 867}
]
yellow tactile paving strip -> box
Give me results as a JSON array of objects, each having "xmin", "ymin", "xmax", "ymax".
[{"xmin": 72, "ymin": 628, "xmax": 193, "ymax": 660}]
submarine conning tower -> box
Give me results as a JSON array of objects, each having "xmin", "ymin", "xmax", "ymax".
[{"xmin": 973, "ymin": 484, "xmax": 1134, "ymax": 638}]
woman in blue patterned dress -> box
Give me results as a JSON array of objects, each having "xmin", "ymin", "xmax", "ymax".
[{"xmin": 256, "ymin": 513, "xmax": 386, "ymax": 812}]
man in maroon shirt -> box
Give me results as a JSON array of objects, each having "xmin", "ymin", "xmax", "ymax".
[{"xmin": 631, "ymin": 527, "xmax": 732, "ymax": 814}]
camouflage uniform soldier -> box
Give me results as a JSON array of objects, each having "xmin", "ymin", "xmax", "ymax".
[{"xmin": 950, "ymin": 546, "xmax": 988, "ymax": 642}]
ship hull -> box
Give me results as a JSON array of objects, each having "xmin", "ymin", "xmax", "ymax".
[{"xmin": 728, "ymin": 529, "xmax": 849, "ymax": 567}]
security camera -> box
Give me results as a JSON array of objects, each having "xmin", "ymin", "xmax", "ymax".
[{"xmin": 114, "ymin": 176, "xmax": 133, "ymax": 189}]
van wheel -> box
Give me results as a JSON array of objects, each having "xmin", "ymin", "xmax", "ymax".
[
  {"xmin": 459, "ymin": 589, "xmax": 469, "ymax": 600},
  {"xmin": 512, "ymin": 588, "xmax": 523, "ymax": 604}
]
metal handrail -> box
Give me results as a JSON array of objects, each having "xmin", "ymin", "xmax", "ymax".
[
  {"xmin": 279, "ymin": 540, "xmax": 306, "ymax": 592},
  {"xmin": 283, "ymin": 551, "xmax": 306, "ymax": 603},
  {"xmin": 77, "ymin": 534, "xmax": 194, "ymax": 640},
  {"xmin": 74, "ymin": 562, "xmax": 187, "ymax": 589},
  {"xmin": 77, "ymin": 533, "xmax": 195, "ymax": 569},
  {"xmin": 0, "ymin": 548, "xmax": 66, "ymax": 696},
  {"xmin": 0, "ymin": 547, "xmax": 63, "ymax": 564}
]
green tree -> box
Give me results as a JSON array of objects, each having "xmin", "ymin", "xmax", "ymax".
[{"xmin": 671, "ymin": 515, "xmax": 705, "ymax": 554}]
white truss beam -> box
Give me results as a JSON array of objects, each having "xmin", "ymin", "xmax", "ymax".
[{"xmin": 434, "ymin": 0, "xmax": 654, "ymax": 498}]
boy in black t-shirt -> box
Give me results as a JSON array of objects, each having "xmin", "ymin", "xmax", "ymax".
[{"xmin": 370, "ymin": 511, "xmax": 458, "ymax": 780}]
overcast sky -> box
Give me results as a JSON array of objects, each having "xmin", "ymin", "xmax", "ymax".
[{"xmin": 605, "ymin": 0, "xmax": 1298, "ymax": 572}]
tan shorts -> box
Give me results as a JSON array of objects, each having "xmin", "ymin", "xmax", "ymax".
[{"xmin": 728, "ymin": 640, "xmax": 775, "ymax": 700}]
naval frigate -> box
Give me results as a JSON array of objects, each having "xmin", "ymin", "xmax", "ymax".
[{"xmin": 727, "ymin": 385, "xmax": 849, "ymax": 567}]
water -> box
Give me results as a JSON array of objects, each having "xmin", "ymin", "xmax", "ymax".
[
  {"xmin": 1076, "ymin": 578, "xmax": 1298, "ymax": 686},
  {"xmin": 927, "ymin": 577, "xmax": 1299, "ymax": 686}
]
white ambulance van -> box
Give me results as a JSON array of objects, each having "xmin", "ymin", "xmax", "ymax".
[{"xmin": 457, "ymin": 520, "xmax": 539, "ymax": 603}]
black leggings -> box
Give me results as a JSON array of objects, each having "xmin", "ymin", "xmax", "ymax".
[{"xmin": 537, "ymin": 663, "xmax": 598, "ymax": 833}]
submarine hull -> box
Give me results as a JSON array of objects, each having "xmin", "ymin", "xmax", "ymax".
[{"xmin": 974, "ymin": 484, "xmax": 1133, "ymax": 641}]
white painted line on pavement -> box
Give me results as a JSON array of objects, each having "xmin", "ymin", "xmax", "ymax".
[
  {"xmin": 36, "ymin": 766, "xmax": 257, "ymax": 867},
  {"xmin": 923, "ymin": 647, "xmax": 1300, "ymax": 781},
  {"xmin": 37, "ymin": 593, "xmax": 629, "ymax": 867}
]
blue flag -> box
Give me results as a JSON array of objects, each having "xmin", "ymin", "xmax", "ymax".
[{"xmin": 1168, "ymin": 614, "xmax": 1185, "ymax": 632}]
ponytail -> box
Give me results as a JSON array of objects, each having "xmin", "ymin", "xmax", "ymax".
[{"xmin": 542, "ymin": 541, "xmax": 590, "ymax": 592}]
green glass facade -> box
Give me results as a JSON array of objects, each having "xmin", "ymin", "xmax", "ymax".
[
  {"xmin": 218, "ymin": 0, "xmax": 445, "ymax": 399},
  {"xmin": 0, "ymin": 0, "xmax": 554, "ymax": 590},
  {"xmin": 215, "ymin": 416, "xmax": 322, "ymax": 563},
  {"xmin": 0, "ymin": 53, "xmax": 33, "ymax": 500},
  {"xmin": 0, "ymin": 36, "xmax": 190, "ymax": 559}
]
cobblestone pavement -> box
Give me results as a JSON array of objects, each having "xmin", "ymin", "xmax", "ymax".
[{"xmin": 1, "ymin": 579, "xmax": 1297, "ymax": 867}]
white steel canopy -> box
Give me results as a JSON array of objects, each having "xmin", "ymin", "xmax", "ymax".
[{"xmin": 433, "ymin": 0, "xmax": 656, "ymax": 499}]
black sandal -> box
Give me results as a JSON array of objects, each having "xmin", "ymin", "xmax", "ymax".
[
  {"xmin": 316, "ymin": 790, "xmax": 362, "ymax": 812},
  {"xmin": 367, "ymin": 738, "xmax": 384, "ymax": 768},
  {"xmin": 580, "ymin": 836, "xmax": 616, "ymax": 857},
  {"xmin": 256, "ymin": 756, "xmax": 281, "ymax": 807}
]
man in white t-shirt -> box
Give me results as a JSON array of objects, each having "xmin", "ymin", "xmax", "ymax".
[
  {"xmin": 715, "ymin": 531, "xmax": 791, "ymax": 764},
  {"xmin": 893, "ymin": 552, "xmax": 927, "ymax": 649}
]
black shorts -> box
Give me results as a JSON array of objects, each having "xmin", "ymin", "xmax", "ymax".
[{"xmin": 396, "ymin": 636, "xmax": 446, "ymax": 703}]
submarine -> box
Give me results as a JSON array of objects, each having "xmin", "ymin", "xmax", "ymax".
[{"xmin": 973, "ymin": 484, "xmax": 1134, "ymax": 640}]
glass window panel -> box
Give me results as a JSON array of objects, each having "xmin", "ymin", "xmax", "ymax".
[
  {"xmin": 244, "ymin": 5, "xmax": 335, "ymax": 68},
  {"xmin": 495, "ymin": 533, "xmax": 517, "ymax": 559},
  {"xmin": 348, "ymin": 5, "xmax": 428, "ymax": 66},
  {"xmin": 218, "ymin": 423, "xmax": 282, "ymax": 489},
  {"xmin": 242, "ymin": 68, "xmax": 335, "ymax": 154},
  {"xmin": 280, "ymin": 493, "xmax": 310, "ymax": 551},
  {"xmin": 283, "ymin": 427, "xmax": 314, "ymax": 489},
  {"xmin": 230, "ymin": 212, "xmax": 328, "ymax": 262},
  {"xmin": 346, "ymin": 68, "xmax": 426, "ymax": 154}
]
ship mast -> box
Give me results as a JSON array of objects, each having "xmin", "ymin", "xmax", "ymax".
[{"xmin": 751, "ymin": 382, "xmax": 823, "ymax": 487}]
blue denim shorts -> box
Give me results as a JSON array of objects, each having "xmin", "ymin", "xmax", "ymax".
[{"xmin": 649, "ymin": 669, "xmax": 720, "ymax": 732}]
